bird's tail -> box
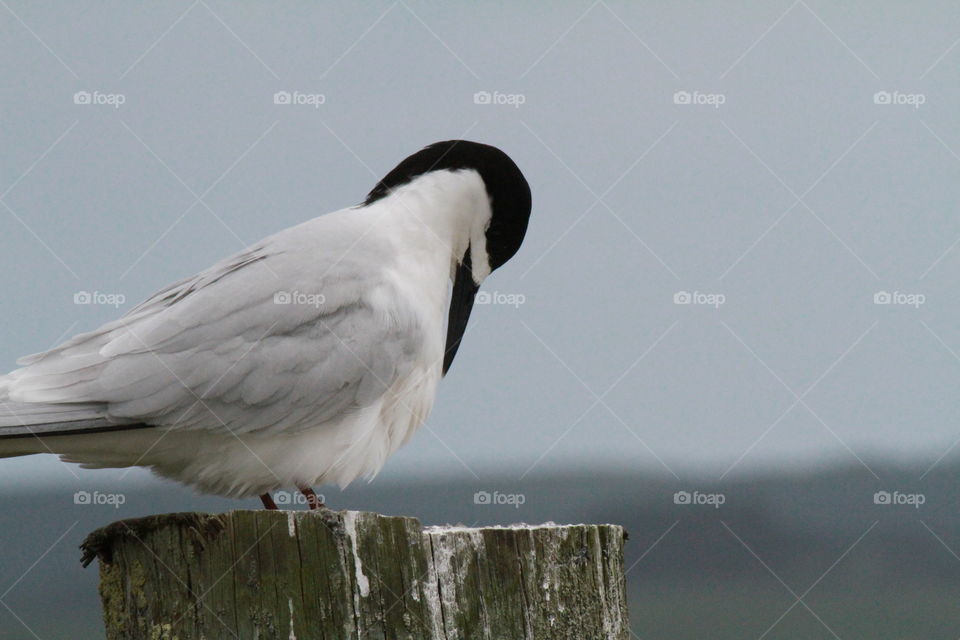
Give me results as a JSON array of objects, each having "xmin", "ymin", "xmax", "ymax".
[{"xmin": 0, "ymin": 374, "xmax": 123, "ymax": 457}]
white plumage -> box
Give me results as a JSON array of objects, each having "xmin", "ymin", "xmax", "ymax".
[{"xmin": 0, "ymin": 141, "xmax": 533, "ymax": 501}]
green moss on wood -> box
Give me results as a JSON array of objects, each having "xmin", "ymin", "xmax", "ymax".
[{"xmin": 81, "ymin": 512, "xmax": 227, "ymax": 567}]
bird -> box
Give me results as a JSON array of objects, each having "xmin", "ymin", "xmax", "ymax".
[{"xmin": 0, "ymin": 140, "xmax": 532, "ymax": 510}]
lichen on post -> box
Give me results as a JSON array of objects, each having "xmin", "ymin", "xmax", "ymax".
[{"xmin": 81, "ymin": 510, "xmax": 629, "ymax": 639}]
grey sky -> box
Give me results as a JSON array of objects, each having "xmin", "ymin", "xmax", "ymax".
[{"xmin": 2, "ymin": 1, "xmax": 960, "ymax": 491}]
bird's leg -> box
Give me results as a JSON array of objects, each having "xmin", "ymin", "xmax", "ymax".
[
  {"xmin": 299, "ymin": 486, "xmax": 324, "ymax": 510},
  {"xmin": 260, "ymin": 492, "xmax": 279, "ymax": 510}
]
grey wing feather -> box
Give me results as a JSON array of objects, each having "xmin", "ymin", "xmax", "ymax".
[{"xmin": 2, "ymin": 215, "xmax": 423, "ymax": 438}]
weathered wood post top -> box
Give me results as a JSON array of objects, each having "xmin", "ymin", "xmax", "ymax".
[{"xmin": 81, "ymin": 509, "xmax": 629, "ymax": 639}]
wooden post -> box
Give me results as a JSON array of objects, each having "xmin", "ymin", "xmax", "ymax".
[{"xmin": 81, "ymin": 510, "xmax": 629, "ymax": 639}]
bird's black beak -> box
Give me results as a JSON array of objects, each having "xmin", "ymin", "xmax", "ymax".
[{"xmin": 443, "ymin": 250, "xmax": 480, "ymax": 375}]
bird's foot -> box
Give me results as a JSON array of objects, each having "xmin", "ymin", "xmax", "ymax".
[
  {"xmin": 260, "ymin": 492, "xmax": 279, "ymax": 510},
  {"xmin": 298, "ymin": 486, "xmax": 325, "ymax": 510}
]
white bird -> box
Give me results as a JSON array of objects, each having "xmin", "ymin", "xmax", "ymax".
[{"xmin": 0, "ymin": 140, "xmax": 532, "ymax": 509}]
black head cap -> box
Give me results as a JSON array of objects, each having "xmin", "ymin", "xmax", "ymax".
[{"xmin": 365, "ymin": 140, "xmax": 532, "ymax": 270}]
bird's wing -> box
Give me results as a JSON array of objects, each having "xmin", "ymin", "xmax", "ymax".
[{"xmin": 2, "ymin": 213, "xmax": 425, "ymax": 436}]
